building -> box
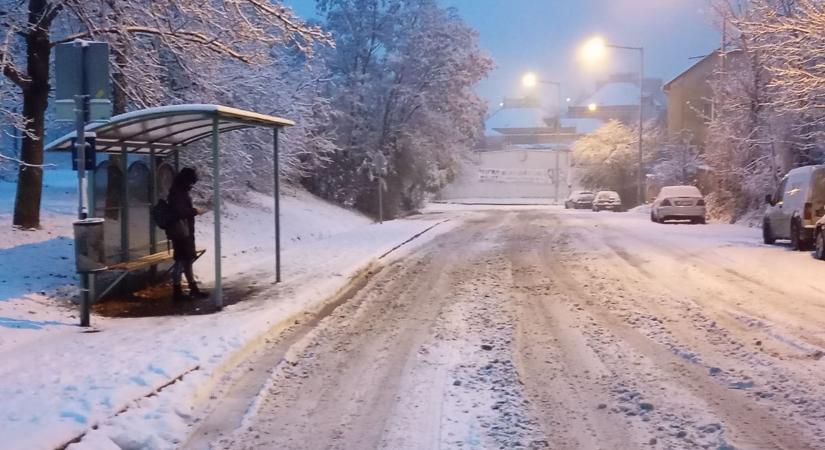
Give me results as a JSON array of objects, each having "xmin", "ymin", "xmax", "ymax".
[
  {"xmin": 567, "ymin": 73, "xmax": 666, "ymax": 126},
  {"xmin": 441, "ymin": 97, "xmax": 580, "ymax": 202},
  {"xmin": 663, "ymin": 50, "xmax": 744, "ymax": 148}
]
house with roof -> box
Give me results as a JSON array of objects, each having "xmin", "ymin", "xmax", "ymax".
[{"xmin": 663, "ymin": 50, "xmax": 744, "ymax": 148}]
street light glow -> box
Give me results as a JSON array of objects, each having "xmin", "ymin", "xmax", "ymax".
[
  {"xmin": 522, "ymin": 72, "xmax": 538, "ymax": 88},
  {"xmin": 588, "ymin": 103, "xmax": 598, "ymax": 112},
  {"xmin": 580, "ymin": 36, "xmax": 608, "ymax": 63}
]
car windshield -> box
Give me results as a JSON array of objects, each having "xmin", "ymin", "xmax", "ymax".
[{"xmin": 597, "ymin": 192, "xmax": 618, "ymax": 200}]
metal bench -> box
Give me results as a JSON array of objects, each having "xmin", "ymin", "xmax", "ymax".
[{"xmin": 95, "ymin": 248, "xmax": 205, "ymax": 301}]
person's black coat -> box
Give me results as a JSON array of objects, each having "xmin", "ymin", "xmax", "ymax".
[{"xmin": 167, "ymin": 169, "xmax": 199, "ymax": 261}]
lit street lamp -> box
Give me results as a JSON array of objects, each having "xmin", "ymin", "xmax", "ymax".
[
  {"xmin": 580, "ymin": 36, "xmax": 646, "ymax": 205},
  {"xmin": 522, "ymin": 72, "xmax": 566, "ymax": 204},
  {"xmin": 587, "ymin": 103, "xmax": 598, "ymax": 112},
  {"xmin": 521, "ymin": 72, "xmax": 564, "ymax": 129},
  {"xmin": 522, "ymin": 72, "xmax": 538, "ymax": 88}
]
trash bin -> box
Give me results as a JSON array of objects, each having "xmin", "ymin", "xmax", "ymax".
[{"xmin": 73, "ymin": 218, "xmax": 106, "ymax": 273}]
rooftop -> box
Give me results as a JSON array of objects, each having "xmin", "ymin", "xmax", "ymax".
[{"xmin": 46, "ymin": 104, "xmax": 294, "ymax": 155}]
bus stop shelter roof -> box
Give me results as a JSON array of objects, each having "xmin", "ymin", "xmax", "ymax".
[{"xmin": 46, "ymin": 104, "xmax": 294, "ymax": 155}]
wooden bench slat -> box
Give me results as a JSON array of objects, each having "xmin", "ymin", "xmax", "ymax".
[{"xmin": 106, "ymin": 249, "xmax": 205, "ymax": 272}]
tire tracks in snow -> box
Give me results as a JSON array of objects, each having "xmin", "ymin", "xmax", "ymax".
[
  {"xmin": 218, "ymin": 213, "xmax": 548, "ymax": 450},
  {"xmin": 532, "ymin": 212, "xmax": 822, "ymax": 449}
]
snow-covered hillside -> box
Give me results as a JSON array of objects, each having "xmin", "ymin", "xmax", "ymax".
[{"xmin": 0, "ymin": 171, "xmax": 452, "ymax": 449}]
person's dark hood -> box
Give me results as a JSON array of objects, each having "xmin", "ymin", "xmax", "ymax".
[{"xmin": 172, "ymin": 167, "xmax": 198, "ymax": 191}]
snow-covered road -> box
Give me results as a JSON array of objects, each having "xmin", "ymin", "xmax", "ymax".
[{"xmin": 212, "ymin": 206, "xmax": 825, "ymax": 450}]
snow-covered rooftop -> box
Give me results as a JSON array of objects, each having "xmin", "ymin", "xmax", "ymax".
[
  {"xmin": 485, "ymin": 106, "xmax": 549, "ymax": 135},
  {"xmin": 581, "ymin": 82, "xmax": 640, "ymax": 107},
  {"xmin": 560, "ymin": 117, "xmax": 605, "ymax": 134}
]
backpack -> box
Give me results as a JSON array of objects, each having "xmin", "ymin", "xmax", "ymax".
[{"xmin": 151, "ymin": 199, "xmax": 174, "ymax": 230}]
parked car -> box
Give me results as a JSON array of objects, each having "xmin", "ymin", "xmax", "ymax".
[
  {"xmin": 763, "ymin": 165, "xmax": 825, "ymax": 251},
  {"xmin": 650, "ymin": 185, "xmax": 706, "ymax": 224},
  {"xmin": 565, "ymin": 191, "xmax": 596, "ymax": 209},
  {"xmin": 592, "ymin": 191, "xmax": 623, "ymax": 212},
  {"xmin": 816, "ymin": 216, "xmax": 825, "ymax": 260}
]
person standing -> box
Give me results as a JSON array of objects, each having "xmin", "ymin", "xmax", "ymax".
[{"xmin": 167, "ymin": 167, "xmax": 208, "ymax": 300}]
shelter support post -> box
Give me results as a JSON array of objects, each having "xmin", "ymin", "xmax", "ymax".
[
  {"xmin": 273, "ymin": 128, "xmax": 281, "ymax": 283},
  {"xmin": 149, "ymin": 148, "xmax": 157, "ymax": 254},
  {"xmin": 120, "ymin": 145, "xmax": 129, "ymax": 261},
  {"xmin": 85, "ymin": 160, "xmax": 96, "ymax": 320},
  {"xmin": 212, "ymin": 117, "xmax": 223, "ymax": 309}
]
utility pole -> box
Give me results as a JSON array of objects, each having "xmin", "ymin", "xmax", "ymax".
[{"xmin": 638, "ymin": 48, "xmax": 645, "ymax": 205}]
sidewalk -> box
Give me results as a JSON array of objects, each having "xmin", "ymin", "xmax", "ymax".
[{"xmin": 0, "ymin": 181, "xmax": 455, "ymax": 450}]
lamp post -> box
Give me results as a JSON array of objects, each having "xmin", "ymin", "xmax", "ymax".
[
  {"xmin": 581, "ymin": 37, "xmax": 645, "ymax": 205},
  {"xmin": 523, "ymin": 72, "xmax": 565, "ymax": 203},
  {"xmin": 522, "ymin": 72, "xmax": 564, "ymax": 130}
]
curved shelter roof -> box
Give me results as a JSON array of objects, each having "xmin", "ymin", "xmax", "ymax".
[{"xmin": 46, "ymin": 104, "xmax": 294, "ymax": 155}]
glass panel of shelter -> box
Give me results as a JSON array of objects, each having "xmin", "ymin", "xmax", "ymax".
[
  {"xmin": 155, "ymin": 163, "xmax": 176, "ymax": 251},
  {"xmin": 127, "ymin": 161, "xmax": 152, "ymax": 258},
  {"xmin": 93, "ymin": 161, "xmax": 124, "ymax": 265},
  {"xmin": 93, "ymin": 156, "xmax": 178, "ymax": 263}
]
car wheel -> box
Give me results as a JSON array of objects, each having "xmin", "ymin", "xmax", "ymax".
[
  {"xmin": 763, "ymin": 221, "xmax": 776, "ymax": 245},
  {"xmin": 815, "ymin": 229, "xmax": 825, "ymax": 261},
  {"xmin": 790, "ymin": 220, "xmax": 809, "ymax": 251},
  {"xmin": 697, "ymin": 217, "xmax": 706, "ymax": 225},
  {"xmin": 650, "ymin": 211, "xmax": 656, "ymax": 223}
]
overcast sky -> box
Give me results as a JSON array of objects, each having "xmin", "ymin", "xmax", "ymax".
[{"xmin": 284, "ymin": 0, "xmax": 721, "ymax": 107}]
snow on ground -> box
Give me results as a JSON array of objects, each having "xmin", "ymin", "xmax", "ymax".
[
  {"xmin": 216, "ymin": 205, "xmax": 825, "ymax": 450},
  {"xmin": 0, "ymin": 172, "xmax": 455, "ymax": 450},
  {"xmin": 432, "ymin": 198, "xmax": 557, "ymax": 206}
]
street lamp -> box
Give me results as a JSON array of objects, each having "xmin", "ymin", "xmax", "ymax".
[
  {"xmin": 580, "ymin": 36, "xmax": 646, "ymax": 205},
  {"xmin": 522, "ymin": 72, "xmax": 538, "ymax": 88},
  {"xmin": 522, "ymin": 72, "xmax": 566, "ymax": 204},
  {"xmin": 521, "ymin": 72, "xmax": 564, "ymax": 129},
  {"xmin": 587, "ymin": 103, "xmax": 598, "ymax": 112}
]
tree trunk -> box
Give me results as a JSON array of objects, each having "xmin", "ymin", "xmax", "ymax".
[{"xmin": 13, "ymin": 0, "xmax": 52, "ymax": 229}]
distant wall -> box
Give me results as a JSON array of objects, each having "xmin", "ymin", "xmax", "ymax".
[{"xmin": 441, "ymin": 149, "xmax": 572, "ymax": 201}]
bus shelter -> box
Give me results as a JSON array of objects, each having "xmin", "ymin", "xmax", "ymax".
[{"xmin": 46, "ymin": 104, "xmax": 293, "ymax": 315}]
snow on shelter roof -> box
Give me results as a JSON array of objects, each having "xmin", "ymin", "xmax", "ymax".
[{"xmin": 46, "ymin": 104, "xmax": 294, "ymax": 155}]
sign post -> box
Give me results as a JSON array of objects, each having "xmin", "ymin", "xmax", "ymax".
[
  {"xmin": 55, "ymin": 40, "xmax": 111, "ymax": 327},
  {"xmin": 372, "ymin": 152, "xmax": 388, "ymax": 224}
]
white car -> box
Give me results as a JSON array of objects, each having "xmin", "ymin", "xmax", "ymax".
[
  {"xmin": 565, "ymin": 191, "xmax": 595, "ymax": 209},
  {"xmin": 764, "ymin": 165, "xmax": 825, "ymax": 251},
  {"xmin": 651, "ymin": 185, "xmax": 707, "ymax": 224},
  {"xmin": 592, "ymin": 191, "xmax": 623, "ymax": 212}
]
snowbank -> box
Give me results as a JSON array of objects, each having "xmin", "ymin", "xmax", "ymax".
[{"xmin": 0, "ymin": 179, "xmax": 454, "ymax": 450}]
